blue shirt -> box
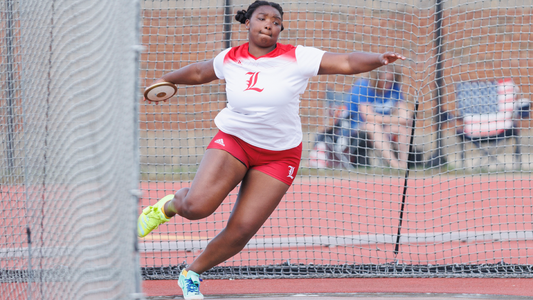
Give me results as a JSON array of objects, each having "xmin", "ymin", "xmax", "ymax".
[{"xmin": 347, "ymin": 78, "xmax": 404, "ymax": 129}]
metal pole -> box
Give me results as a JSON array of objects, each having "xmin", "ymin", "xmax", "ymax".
[
  {"xmin": 223, "ymin": 0, "xmax": 232, "ymax": 49},
  {"xmin": 132, "ymin": 2, "xmax": 144, "ymax": 298},
  {"xmin": 426, "ymin": 0, "xmax": 447, "ymax": 168},
  {"xmin": 26, "ymin": 227, "xmax": 33, "ymax": 300},
  {"xmin": 5, "ymin": 0, "xmax": 16, "ymax": 173},
  {"xmin": 394, "ymin": 100, "xmax": 420, "ymax": 255}
]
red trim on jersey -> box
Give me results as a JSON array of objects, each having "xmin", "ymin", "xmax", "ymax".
[{"xmin": 224, "ymin": 43, "xmax": 296, "ymax": 64}]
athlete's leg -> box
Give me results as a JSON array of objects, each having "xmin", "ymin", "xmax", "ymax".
[
  {"xmin": 186, "ymin": 169, "xmax": 290, "ymax": 274},
  {"xmin": 164, "ymin": 149, "xmax": 248, "ymax": 220}
]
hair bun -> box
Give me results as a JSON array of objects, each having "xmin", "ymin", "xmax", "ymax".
[{"xmin": 235, "ymin": 10, "xmax": 247, "ymax": 24}]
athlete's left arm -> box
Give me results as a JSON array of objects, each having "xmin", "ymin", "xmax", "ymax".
[{"xmin": 318, "ymin": 51, "xmax": 405, "ymax": 75}]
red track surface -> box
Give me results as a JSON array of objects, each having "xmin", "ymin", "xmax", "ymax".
[
  {"xmin": 142, "ymin": 277, "xmax": 533, "ymax": 297},
  {"xmin": 139, "ymin": 177, "xmax": 533, "ymax": 266},
  {"xmin": 2, "ymin": 177, "xmax": 531, "ymax": 297}
]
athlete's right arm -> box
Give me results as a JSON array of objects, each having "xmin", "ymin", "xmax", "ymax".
[{"xmin": 154, "ymin": 59, "xmax": 218, "ymax": 85}]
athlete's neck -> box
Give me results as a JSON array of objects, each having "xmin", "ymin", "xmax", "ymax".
[{"xmin": 247, "ymin": 43, "xmax": 277, "ymax": 58}]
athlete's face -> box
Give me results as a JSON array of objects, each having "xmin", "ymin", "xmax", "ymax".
[{"xmin": 245, "ymin": 5, "xmax": 283, "ymax": 49}]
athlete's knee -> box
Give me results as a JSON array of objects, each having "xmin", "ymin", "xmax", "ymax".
[
  {"xmin": 175, "ymin": 193, "xmax": 214, "ymax": 220},
  {"xmin": 177, "ymin": 203, "xmax": 209, "ymax": 220},
  {"xmin": 226, "ymin": 224, "xmax": 257, "ymax": 248}
]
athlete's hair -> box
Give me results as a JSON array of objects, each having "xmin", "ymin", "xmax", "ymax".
[
  {"xmin": 235, "ymin": 1, "xmax": 284, "ymax": 31},
  {"xmin": 368, "ymin": 64, "xmax": 402, "ymax": 93}
]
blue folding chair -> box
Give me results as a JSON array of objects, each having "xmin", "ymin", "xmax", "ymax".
[{"xmin": 454, "ymin": 79, "xmax": 522, "ymax": 169}]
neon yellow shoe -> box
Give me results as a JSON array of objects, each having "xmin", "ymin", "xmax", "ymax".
[{"xmin": 137, "ymin": 194, "xmax": 173, "ymax": 238}]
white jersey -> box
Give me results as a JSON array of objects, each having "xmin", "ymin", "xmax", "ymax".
[{"xmin": 213, "ymin": 43, "xmax": 325, "ymax": 151}]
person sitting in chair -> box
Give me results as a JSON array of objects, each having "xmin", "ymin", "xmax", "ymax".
[
  {"xmin": 348, "ymin": 64, "xmax": 410, "ymax": 169},
  {"xmin": 308, "ymin": 89, "xmax": 350, "ymax": 168},
  {"xmin": 309, "ymin": 64, "xmax": 410, "ymax": 169}
]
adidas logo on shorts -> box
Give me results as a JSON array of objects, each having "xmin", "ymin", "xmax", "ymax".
[{"xmin": 214, "ymin": 139, "xmax": 225, "ymax": 147}]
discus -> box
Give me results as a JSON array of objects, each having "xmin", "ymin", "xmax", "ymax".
[{"xmin": 144, "ymin": 82, "xmax": 177, "ymax": 102}]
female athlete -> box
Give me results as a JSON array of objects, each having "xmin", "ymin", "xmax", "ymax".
[{"xmin": 138, "ymin": 1, "xmax": 405, "ymax": 299}]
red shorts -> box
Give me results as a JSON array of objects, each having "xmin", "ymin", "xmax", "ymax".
[{"xmin": 207, "ymin": 131, "xmax": 302, "ymax": 186}]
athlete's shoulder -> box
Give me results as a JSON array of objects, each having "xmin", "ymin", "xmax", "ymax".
[
  {"xmin": 295, "ymin": 44, "xmax": 326, "ymax": 54},
  {"xmin": 271, "ymin": 43, "xmax": 297, "ymax": 61},
  {"xmin": 224, "ymin": 44, "xmax": 249, "ymax": 64},
  {"xmin": 224, "ymin": 43, "xmax": 297, "ymax": 63},
  {"xmin": 294, "ymin": 45, "xmax": 327, "ymax": 65},
  {"xmin": 275, "ymin": 43, "xmax": 297, "ymax": 53}
]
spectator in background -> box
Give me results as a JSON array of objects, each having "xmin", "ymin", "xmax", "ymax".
[
  {"xmin": 348, "ymin": 64, "xmax": 410, "ymax": 169},
  {"xmin": 309, "ymin": 64, "xmax": 410, "ymax": 169}
]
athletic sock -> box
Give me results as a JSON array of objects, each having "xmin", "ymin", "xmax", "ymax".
[{"xmin": 160, "ymin": 195, "xmax": 174, "ymax": 219}]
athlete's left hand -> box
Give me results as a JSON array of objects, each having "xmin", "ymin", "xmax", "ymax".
[{"xmin": 380, "ymin": 52, "xmax": 406, "ymax": 65}]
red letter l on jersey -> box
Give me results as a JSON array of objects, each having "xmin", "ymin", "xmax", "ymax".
[{"xmin": 244, "ymin": 72, "xmax": 264, "ymax": 92}]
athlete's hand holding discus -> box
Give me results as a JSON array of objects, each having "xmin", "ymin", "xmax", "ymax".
[{"xmin": 143, "ymin": 58, "xmax": 218, "ymax": 103}]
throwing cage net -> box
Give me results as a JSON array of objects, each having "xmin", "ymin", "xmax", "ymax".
[
  {"xmin": 139, "ymin": 0, "xmax": 532, "ymax": 279},
  {"xmin": 2, "ymin": 1, "xmax": 533, "ymax": 298},
  {"xmin": 1, "ymin": 0, "xmax": 141, "ymax": 299}
]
